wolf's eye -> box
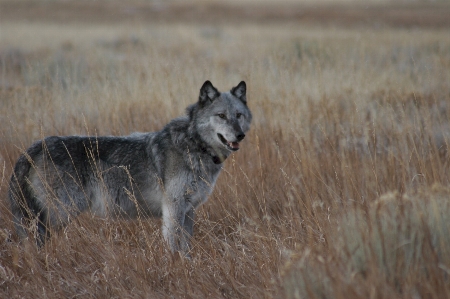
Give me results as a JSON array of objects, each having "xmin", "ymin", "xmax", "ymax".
[
  {"xmin": 236, "ymin": 113, "xmax": 242, "ymax": 118},
  {"xmin": 218, "ymin": 113, "xmax": 226, "ymax": 119}
]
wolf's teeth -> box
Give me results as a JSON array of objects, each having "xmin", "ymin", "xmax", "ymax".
[{"xmin": 229, "ymin": 142, "xmax": 240, "ymax": 149}]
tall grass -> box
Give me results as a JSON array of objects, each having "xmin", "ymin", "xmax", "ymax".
[
  {"xmin": 1, "ymin": 22, "xmax": 450, "ymax": 298},
  {"xmin": 283, "ymin": 185, "xmax": 450, "ymax": 298}
]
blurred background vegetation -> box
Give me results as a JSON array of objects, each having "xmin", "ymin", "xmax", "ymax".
[{"xmin": 1, "ymin": 1, "xmax": 450, "ymax": 298}]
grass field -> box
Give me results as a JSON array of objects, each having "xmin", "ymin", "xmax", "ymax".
[{"xmin": 1, "ymin": 1, "xmax": 450, "ymax": 298}]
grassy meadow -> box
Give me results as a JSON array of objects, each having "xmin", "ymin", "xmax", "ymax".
[{"xmin": 1, "ymin": 2, "xmax": 450, "ymax": 298}]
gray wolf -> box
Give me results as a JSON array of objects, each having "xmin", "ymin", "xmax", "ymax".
[{"xmin": 8, "ymin": 80, "xmax": 252, "ymax": 255}]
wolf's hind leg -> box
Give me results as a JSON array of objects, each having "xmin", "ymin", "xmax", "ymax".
[{"xmin": 36, "ymin": 213, "xmax": 50, "ymax": 247}]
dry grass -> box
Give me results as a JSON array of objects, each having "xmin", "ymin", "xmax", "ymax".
[
  {"xmin": 1, "ymin": 3, "xmax": 450, "ymax": 298},
  {"xmin": 283, "ymin": 185, "xmax": 450, "ymax": 298}
]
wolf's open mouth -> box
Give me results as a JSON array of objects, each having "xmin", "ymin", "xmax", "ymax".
[{"xmin": 217, "ymin": 134, "xmax": 240, "ymax": 151}]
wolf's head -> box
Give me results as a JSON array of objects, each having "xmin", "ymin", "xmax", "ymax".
[{"xmin": 187, "ymin": 80, "xmax": 253, "ymax": 163}]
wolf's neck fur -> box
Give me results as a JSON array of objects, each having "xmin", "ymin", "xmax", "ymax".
[
  {"xmin": 188, "ymin": 122, "xmax": 229, "ymax": 165},
  {"xmin": 192, "ymin": 131, "xmax": 229, "ymax": 165},
  {"xmin": 167, "ymin": 116, "xmax": 229, "ymax": 165}
]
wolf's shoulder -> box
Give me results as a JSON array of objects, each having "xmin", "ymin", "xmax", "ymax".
[
  {"xmin": 166, "ymin": 116, "xmax": 190, "ymax": 131},
  {"xmin": 162, "ymin": 116, "xmax": 190, "ymax": 145}
]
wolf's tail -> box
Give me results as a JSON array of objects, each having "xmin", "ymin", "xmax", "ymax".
[{"xmin": 8, "ymin": 142, "xmax": 49, "ymax": 246}]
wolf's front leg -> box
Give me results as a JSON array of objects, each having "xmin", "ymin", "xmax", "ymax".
[
  {"xmin": 180, "ymin": 206, "xmax": 195, "ymax": 253},
  {"xmin": 162, "ymin": 198, "xmax": 193, "ymax": 253}
]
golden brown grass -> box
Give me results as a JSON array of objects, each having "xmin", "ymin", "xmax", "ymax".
[{"xmin": 1, "ymin": 8, "xmax": 450, "ymax": 298}]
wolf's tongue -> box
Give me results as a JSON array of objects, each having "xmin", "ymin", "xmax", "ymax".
[{"xmin": 229, "ymin": 142, "xmax": 240, "ymax": 149}]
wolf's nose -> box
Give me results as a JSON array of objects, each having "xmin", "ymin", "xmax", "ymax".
[{"xmin": 236, "ymin": 133, "xmax": 245, "ymax": 142}]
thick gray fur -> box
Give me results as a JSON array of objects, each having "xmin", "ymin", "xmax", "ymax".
[{"xmin": 8, "ymin": 80, "xmax": 252, "ymax": 255}]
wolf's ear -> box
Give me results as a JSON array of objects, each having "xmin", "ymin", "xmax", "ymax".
[
  {"xmin": 199, "ymin": 80, "xmax": 220, "ymax": 107},
  {"xmin": 231, "ymin": 81, "xmax": 247, "ymax": 104}
]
